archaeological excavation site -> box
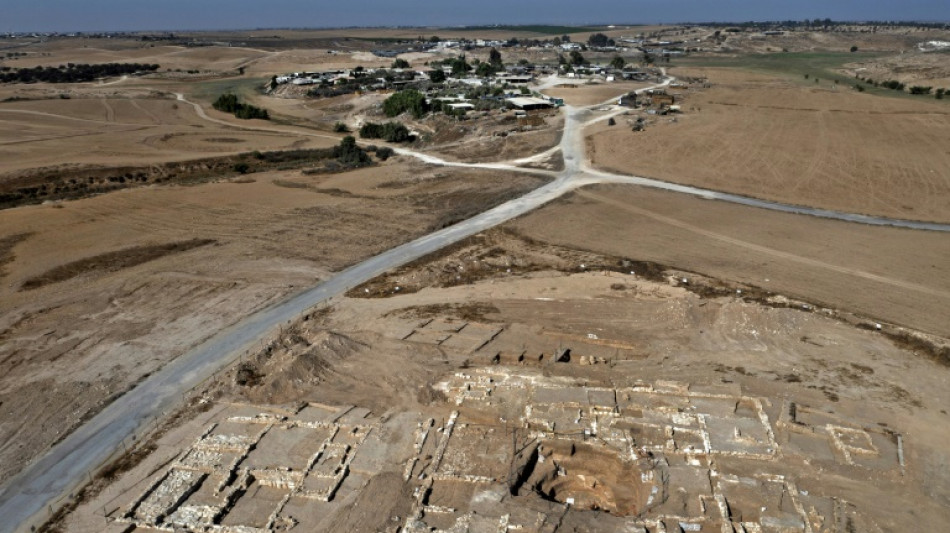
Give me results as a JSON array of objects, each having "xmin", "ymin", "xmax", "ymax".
[
  {"xmin": 3, "ymin": 20, "xmax": 949, "ymax": 533},
  {"xmin": 56, "ymin": 232, "xmax": 950, "ymax": 533}
]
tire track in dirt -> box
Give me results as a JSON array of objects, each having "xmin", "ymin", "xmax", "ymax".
[
  {"xmin": 127, "ymin": 99, "xmax": 163, "ymax": 125},
  {"xmin": 99, "ymin": 98, "xmax": 115, "ymax": 123},
  {"xmin": 576, "ymin": 189, "xmax": 950, "ymax": 300},
  {"xmin": 0, "ymin": 108, "xmax": 140, "ymax": 127}
]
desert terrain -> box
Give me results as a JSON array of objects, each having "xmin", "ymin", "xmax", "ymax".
[
  {"xmin": 0, "ymin": 160, "xmax": 547, "ymax": 484},
  {"xmin": 0, "ymin": 23, "xmax": 948, "ymax": 533},
  {"xmin": 588, "ymin": 67, "xmax": 950, "ymax": 222},
  {"xmin": 58, "ymin": 228, "xmax": 950, "ymax": 532}
]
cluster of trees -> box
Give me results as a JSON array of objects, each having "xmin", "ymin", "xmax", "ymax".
[
  {"xmin": 430, "ymin": 51, "xmax": 503, "ymax": 79},
  {"xmin": 212, "ymin": 93, "xmax": 269, "ymax": 120},
  {"xmin": 880, "ymin": 79, "xmax": 906, "ymax": 91},
  {"xmin": 696, "ymin": 20, "xmax": 949, "ymax": 34},
  {"xmin": 359, "ymin": 121, "xmax": 412, "ymax": 143},
  {"xmin": 0, "ymin": 62, "xmax": 159, "ymax": 84},
  {"xmin": 448, "ymin": 55, "xmax": 473, "ymax": 77},
  {"xmin": 587, "ymin": 33, "xmax": 617, "ymax": 48},
  {"xmin": 383, "ymin": 89, "xmax": 429, "ymax": 118},
  {"xmin": 853, "ymin": 76, "xmax": 903, "ymax": 91},
  {"xmin": 852, "ymin": 76, "xmax": 945, "ymax": 98},
  {"xmin": 558, "ymin": 50, "xmax": 588, "ymax": 66}
]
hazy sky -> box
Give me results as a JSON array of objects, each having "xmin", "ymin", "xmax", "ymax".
[{"xmin": 6, "ymin": 1, "xmax": 950, "ymax": 33}]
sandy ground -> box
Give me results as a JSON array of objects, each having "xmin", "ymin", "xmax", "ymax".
[
  {"xmin": 60, "ymin": 228, "xmax": 950, "ymax": 532},
  {"xmin": 0, "ymin": 95, "xmax": 335, "ymax": 175},
  {"xmin": 588, "ymin": 67, "xmax": 950, "ymax": 223},
  {"xmin": 543, "ymin": 81, "xmax": 655, "ymax": 106},
  {"xmin": 509, "ymin": 183, "xmax": 950, "ymax": 338},
  {"xmin": 0, "ymin": 162, "xmax": 547, "ymax": 484},
  {"xmin": 4, "ymin": 30, "xmax": 950, "ymax": 532}
]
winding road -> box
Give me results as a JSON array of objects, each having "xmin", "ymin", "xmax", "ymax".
[{"xmin": 2, "ymin": 74, "xmax": 949, "ymax": 533}]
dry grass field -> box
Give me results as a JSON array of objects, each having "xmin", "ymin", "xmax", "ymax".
[
  {"xmin": 588, "ymin": 67, "xmax": 950, "ymax": 222},
  {"xmin": 510, "ymin": 183, "xmax": 950, "ymax": 338},
  {"xmin": 0, "ymin": 94, "xmax": 335, "ymax": 174},
  {"xmin": 543, "ymin": 80, "xmax": 655, "ymax": 106},
  {"xmin": 0, "ymin": 160, "xmax": 547, "ymax": 482}
]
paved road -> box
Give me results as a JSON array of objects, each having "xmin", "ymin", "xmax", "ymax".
[
  {"xmin": 0, "ymin": 105, "xmax": 588, "ymax": 533},
  {"xmin": 3, "ymin": 76, "xmax": 950, "ymax": 533}
]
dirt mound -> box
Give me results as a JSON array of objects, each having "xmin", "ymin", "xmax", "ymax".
[
  {"xmin": 238, "ymin": 330, "xmax": 366, "ymax": 403},
  {"xmin": 512, "ymin": 440, "xmax": 646, "ymax": 516}
]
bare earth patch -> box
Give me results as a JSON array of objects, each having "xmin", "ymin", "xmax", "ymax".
[{"xmin": 20, "ymin": 239, "xmax": 216, "ymax": 290}]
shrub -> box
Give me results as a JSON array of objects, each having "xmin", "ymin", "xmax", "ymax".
[
  {"xmin": 332, "ymin": 135, "xmax": 371, "ymax": 167},
  {"xmin": 212, "ymin": 93, "xmax": 269, "ymax": 120},
  {"xmin": 881, "ymin": 80, "xmax": 905, "ymax": 91},
  {"xmin": 360, "ymin": 121, "xmax": 412, "ymax": 143},
  {"xmin": 429, "ymin": 69, "xmax": 447, "ymax": 83},
  {"xmin": 333, "ymin": 121, "xmax": 349, "ymax": 133},
  {"xmin": 607, "ymin": 117, "xmax": 616, "ymax": 126},
  {"xmin": 233, "ymin": 162, "xmax": 250, "ymax": 174},
  {"xmin": 376, "ymin": 147, "xmax": 395, "ymax": 160}
]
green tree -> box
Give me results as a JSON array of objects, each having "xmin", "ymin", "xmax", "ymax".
[
  {"xmin": 850, "ymin": 45, "xmax": 859, "ymax": 52},
  {"xmin": 489, "ymin": 47, "xmax": 503, "ymax": 68},
  {"xmin": 429, "ymin": 69, "xmax": 446, "ymax": 83},
  {"xmin": 333, "ymin": 135, "xmax": 371, "ymax": 167},
  {"xmin": 383, "ymin": 89, "xmax": 429, "ymax": 119},
  {"xmin": 450, "ymin": 55, "xmax": 472, "ymax": 77},
  {"xmin": 475, "ymin": 62, "xmax": 495, "ymax": 78},
  {"xmin": 610, "ymin": 56, "xmax": 626, "ymax": 70},
  {"xmin": 588, "ymin": 33, "xmax": 609, "ymax": 47},
  {"xmin": 391, "ymin": 58, "xmax": 410, "ymax": 69},
  {"xmin": 569, "ymin": 50, "xmax": 586, "ymax": 66}
]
